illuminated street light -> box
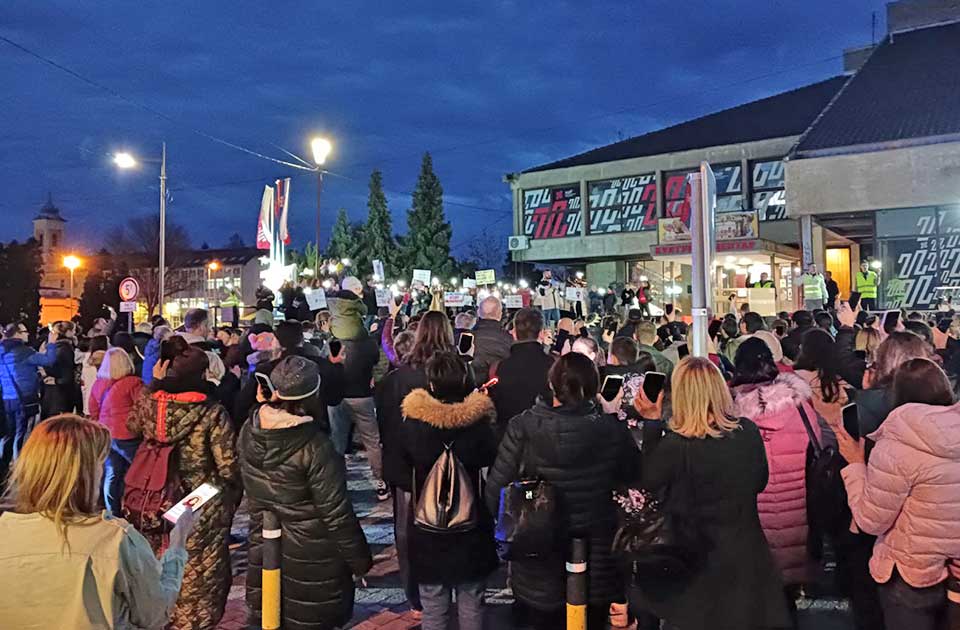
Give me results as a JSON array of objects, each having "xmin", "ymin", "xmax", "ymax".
[
  {"xmin": 207, "ymin": 261, "xmax": 220, "ymax": 271},
  {"xmin": 310, "ymin": 137, "xmax": 334, "ymax": 278},
  {"xmin": 311, "ymin": 137, "xmax": 333, "ymax": 166},
  {"xmin": 63, "ymin": 255, "xmax": 81, "ymax": 299},
  {"xmin": 113, "ymin": 144, "xmax": 167, "ymax": 317},
  {"xmin": 112, "ymin": 152, "xmax": 137, "ymax": 169}
]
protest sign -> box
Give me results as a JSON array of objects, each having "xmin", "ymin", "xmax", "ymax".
[
  {"xmin": 504, "ymin": 295, "xmax": 523, "ymax": 309},
  {"xmin": 305, "ymin": 290, "xmax": 327, "ymax": 310},
  {"xmin": 375, "ymin": 288, "xmax": 392, "ymax": 307},
  {"xmin": 475, "ymin": 269, "xmax": 496, "ymax": 285},
  {"xmin": 412, "ymin": 269, "xmax": 432, "ymax": 285},
  {"xmin": 444, "ymin": 292, "xmax": 466, "ymax": 307}
]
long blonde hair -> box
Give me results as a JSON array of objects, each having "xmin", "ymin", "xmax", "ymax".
[
  {"xmin": 9, "ymin": 414, "xmax": 110, "ymax": 544},
  {"xmin": 669, "ymin": 357, "xmax": 740, "ymax": 439},
  {"xmin": 855, "ymin": 328, "xmax": 882, "ymax": 364},
  {"xmin": 97, "ymin": 347, "xmax": 135, "ymax": 380}
]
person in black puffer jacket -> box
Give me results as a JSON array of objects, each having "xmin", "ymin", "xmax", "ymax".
[
  {"xmin": 399, "ymin": 352, "xmax": 499, "ymax": 630},
  {"xmin": 240, "ymin": 356, "xmax": 372, "ymax": 630},
  {"xmin": 41, "ymin": 321, "xmax": 81, "ymax": 418},
  {"xmin": 485, "ymin": 352, "xmax": 638, "ymax": 630}
]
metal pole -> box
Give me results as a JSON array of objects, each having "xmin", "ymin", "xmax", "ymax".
[
  {"xmin": 159, "ymin": 142, "xmax": 167, "ymax": 318},
  {"xmin": 690, "ymin": 162, "xmax": 716, "ymax": 358},
  {"xmin": 315, "ymin": 170, "xmax": 323, "ymax": 279},
  {"xmin": 69, "ymin": 268, "xmax": 75, "ymax": 299},
  {"xmin": 262, "ymin": 511, "xmax": 281, "ymax": 630},
  {"xmin": 566, "ymin": 537, "xmax": 588, "ymax": 630}
]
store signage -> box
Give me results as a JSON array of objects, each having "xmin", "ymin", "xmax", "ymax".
[
  {"xmin": 522, "ymin": 185, "xmax": 581, "ymax": 239},
  {"xmin": 653, "ymin": 239, "xmax": 759, "ymax": 257},
  {"xmin": 588, "ymin": 175, "xmax": 657, "ymax": 234}
]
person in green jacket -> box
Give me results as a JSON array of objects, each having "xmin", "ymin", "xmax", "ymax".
[{"xmin": 855, "ymin": 260, "xmax": 880, "ymax": 311}]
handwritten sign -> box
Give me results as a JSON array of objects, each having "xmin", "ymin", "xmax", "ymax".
[
  {"xmin": 444, "ymin": 292, "xmax": 466, "ymax": 307},
  {"xmin": 565, "ymin": 287, "xmax": 585, "ymax": 302},
  {"xmin": 475, "ymin": 269, "xmax": 496, "ymax": 285},
  {"xmin": 504, "ymin": 295, "xmax": 523, "ymax": 309},
  {"xmin": 375, "ymin": 288, "xmax": 392, "ymax": 307},
  {"xmin": 412, "ymin": 269, "xmax": 432, "ymax": 286},
  {"xmin": 373, "ymin": 259, "xmax": 385, "ymax": 281},
  {"xmin": 462, "ymin": 278, "xmax": 477, "ymax": 289},
  {"xmin": 305, "ymin": 290, "xmax": 327, "ymax": 310}
]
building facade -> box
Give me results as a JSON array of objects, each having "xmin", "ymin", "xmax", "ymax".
[{"xmin": 508, "ymin": 0, "xmax": 960, "ymax": 312}]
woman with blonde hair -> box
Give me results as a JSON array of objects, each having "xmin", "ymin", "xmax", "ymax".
[
  {"xmin": 855, "ymin": 327, "xmax": 882, "ymax": 365},
  {"xmin": 0, "ymin": 414, "xmax": 194, "ymax": 629},
  {"xmin": 88, "ymin": 347, "xmax": 144, "ymax": 514},
  {"xmin": 632, "ymin": 357, "xmax": 790, "ymax": 630}
]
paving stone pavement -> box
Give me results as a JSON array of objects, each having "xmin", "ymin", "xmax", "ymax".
[{"xmin": 218, "ymin": 452, "xmax": 854, "ymax": 630}]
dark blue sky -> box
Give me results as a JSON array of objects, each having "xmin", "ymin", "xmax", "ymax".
[{"xmin": 0, "ymin": 1, "xmax": 885, "ymax": 256}]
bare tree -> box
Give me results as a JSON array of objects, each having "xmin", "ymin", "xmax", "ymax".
[
  {"xmin": 464, "ymin": 227, "xmax": 504, "ymax": 272},
  {"xmin": 108, "ymin": 213, "xmax": 193, "ymax": 315}
]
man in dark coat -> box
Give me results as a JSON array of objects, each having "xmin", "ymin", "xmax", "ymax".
[
  {"xmin": 240, "ymin": 356, "xmax": 372, "ymax": 630},
  {"xmin": 489, "ymin": 308, "xmax": 554, "ymax": 440},
  {"xmin": 471, "ymin": 296, "xmax": 513, "ymax": 380}
]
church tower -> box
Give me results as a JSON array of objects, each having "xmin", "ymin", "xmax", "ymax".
[{"xmin": 33, "ymin": 193, "xmax": 66, "ymax": 265}]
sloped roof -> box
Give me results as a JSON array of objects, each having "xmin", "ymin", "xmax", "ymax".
[
  {"xmin": 523, "ymin": 76, "xmax": 848, "ymax": 173},
  {"xmin": 793, "ymin": 21, "xmax": 960, "ymax": 156}
]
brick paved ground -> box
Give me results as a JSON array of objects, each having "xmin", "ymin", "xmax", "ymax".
[{"xmin": 217, "ymin": 452, "xmax": 855, "ymax": 630}]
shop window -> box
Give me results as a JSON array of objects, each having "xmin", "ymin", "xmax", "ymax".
[
  {"xmin": 750, "ymin": 159, "xmax": 786, "ymax": 221},
  {"xmin": 522, "ymin": 185, "xmax": 582, "ymax": 239},
  {"xmin": 587, "ymin": 174, "xmax": 657, "ymax": 234}
]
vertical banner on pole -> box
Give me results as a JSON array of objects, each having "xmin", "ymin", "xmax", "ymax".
[{"xmin": 689, "ymin": 162, "xmax": 716, "ymax": 358}]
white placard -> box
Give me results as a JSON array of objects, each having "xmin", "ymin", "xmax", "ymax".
[
  {"xmin": 475, "ymin": 269, "xmax": 496, "ymax": 285},
  {"xmin": 412, "ymin": 269, "xmax": 432, "ymax": 285},
  {"xmin": 305, "ymin": 290, "xmax": 327, "ymax": 310},
  {"xmin": 375, "ymin": 288, "xmax": 392, "ymax": 307},
  {"xmin": 444, "ymin": 292, "xmax": 466, "ymax": 307},
  {"xmin": 373, "ymin": 259, "xmax": 385, "ymax": 281},
  {"xmin": 504, "ymin": 295, "xmax": 523, "ymax": 309},
  {"xmin": 565, "ymin": 287, "xmax": 585, "ymax": 302},
  {"xmin": 463, "ymin": 294, "xmax": 475, "ymax": 306},
  {"xmin": 462, "ymin": 278, "xmax": 477, "ymax": 289},
  {"xmin": 119, "ymin": 301, "xmax": 137, "ymax": 313}
]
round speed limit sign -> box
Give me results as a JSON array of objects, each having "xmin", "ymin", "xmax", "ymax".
[{"xmin": 118, "ymin": 277, "xmax": 140, "ymax": 302}]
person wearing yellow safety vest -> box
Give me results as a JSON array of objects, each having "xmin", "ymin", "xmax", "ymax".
[
  {"xmin": 855, "ymin": 260, "xmax": 880, "ymax": 311},
  {"xmin": 801, "ymin": 264, "xmax": 828, "ymax": 311},
  {"xmin": 220, "ymin": 288, "xmax": 242, "ymax": 327}
]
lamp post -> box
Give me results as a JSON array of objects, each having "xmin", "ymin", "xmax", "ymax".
[
  {"xmin": 63, "ymin": 255, "xmax": 81, "ymax": 299},
  {"xmin": 114, "ymin": 143, "xmax": 167, "ymax": 317},
  {"xmin": 207, "ymin": 261, "xmax": 220, "ymax": 326},
  {"xmin": 311, "ymin": 137, "xmax": 333, "ymax": 280}
]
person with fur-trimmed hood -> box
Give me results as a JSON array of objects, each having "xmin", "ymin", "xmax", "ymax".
[
  {"xmin": 730, "ymin": 337, "xmax": 820, "ymax": 590},
  {"xmin": 399, "ymin": 351, "xmax": 499, "ymax": 630}
]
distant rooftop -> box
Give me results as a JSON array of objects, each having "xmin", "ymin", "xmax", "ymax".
[
  {"xmin": 522, "ymin": 76, "xmax": 848, "ymax": 174},
  {"xmin": 793, "ymin": 21, "xmax": 960, "ymax": 156}
]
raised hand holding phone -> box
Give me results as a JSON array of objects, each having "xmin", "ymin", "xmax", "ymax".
[{"xmin": 168, "ymin": 507, "xmax": 197, "ymax": 550}]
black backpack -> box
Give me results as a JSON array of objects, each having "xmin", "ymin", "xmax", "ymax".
[{"xmin": 797, "ymin": 405, "xmax": 851, "ymax": 535}]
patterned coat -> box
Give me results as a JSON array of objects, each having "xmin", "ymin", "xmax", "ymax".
[{"xmin": 127, "ymin": 388, "xmax": 240, "ymax": 630}]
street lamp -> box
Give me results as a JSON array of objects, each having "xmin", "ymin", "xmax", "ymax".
[
  {"xmin": 114, "ymin": 143, "xmax": 167, "ymax": 317},
  {"xmin": 63, "ymin": 255, "xmax": 81, "ymax": 299},
  {"xmin": 311, "ymin": 137, "xmax": 333, "ymax": 279}
]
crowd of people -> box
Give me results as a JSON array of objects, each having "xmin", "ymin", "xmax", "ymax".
[{"xmin": 1, "ymin": 270, "xmax": 959, "ymax": 630}]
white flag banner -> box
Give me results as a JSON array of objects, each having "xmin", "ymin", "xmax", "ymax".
[
  {"xmin": 256, "ymin": 185, "xmax": 273, "ymax": 250},
  {"xmin": 276, "ymin": 178, "xmax": 292, "ymax": 245}
]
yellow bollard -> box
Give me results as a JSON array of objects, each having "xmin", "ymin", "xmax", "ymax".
[
  {"xmin": 262, "ymin": 511, "xmax": 281, "ymax": 630},
  {"xmin": 566, "ymin": 537, "xmax": 588, "ymax": 629}
]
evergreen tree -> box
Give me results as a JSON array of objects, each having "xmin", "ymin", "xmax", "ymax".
[
  {"xmin": 225, "ymin": 232, "xmax": 246, "ymax": 248},
  {"xmin": 358, "ymin": 170, "xmax": 396, "ymax": 278},
  {"xmin": 0, "ymin": 239, "xmax": 43, "ymax": 337},
  {"xmin": 326, "ymin": 208, "xmax": 361, "ymax": 263},
  {"xmin": 78, "ymin": 259, "xmax": 122, "ymax": 331},
  {"xmin": 402, "ymin": 152, "xmax": 454, "ymax": 279}
]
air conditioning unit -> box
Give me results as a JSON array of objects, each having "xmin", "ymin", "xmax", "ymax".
[{"xmin": 508, "ymin": 235, "xmax": 530, "ymax": 251}]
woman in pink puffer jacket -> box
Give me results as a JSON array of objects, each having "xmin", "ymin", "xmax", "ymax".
[
  {"xmin": 731, "ymin": 337, "xmax": 819, "ymax": 586},
  {"xmin": 838, "ymin": 358, "xmax": 960, "ymax": 629}
]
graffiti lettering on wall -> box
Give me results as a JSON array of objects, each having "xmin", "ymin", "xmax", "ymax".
[
  {"xmin": 881, "ymin": 206, "xmax": 960, "ymax": 309},
  {"xmin": 588, "ymin": 174, "xmax": 657, "ymax": 233},
  {"xmin": 523, "ymin": 185, "xmax": 582, "ymax": 239},
  {"xmin": 752, "ymin": 160, "xmax": 787, "ymax": 221}
]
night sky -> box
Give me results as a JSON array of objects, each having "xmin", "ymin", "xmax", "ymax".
[{"xmin": 0, "ymin": 1, "xmax": 885, "ymax": 257}]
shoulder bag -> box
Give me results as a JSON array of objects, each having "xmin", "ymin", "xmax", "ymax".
[{"xmin": 797, "ymin": 404, "xmax": 849, "ymax": 534}]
